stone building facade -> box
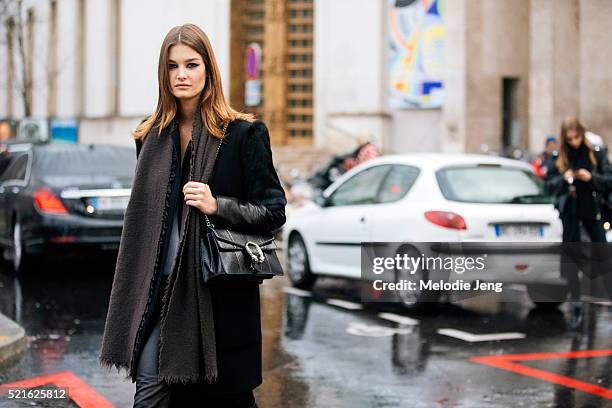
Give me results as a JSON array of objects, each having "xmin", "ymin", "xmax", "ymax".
[{"xmin": 1, "ymin": 0, "xmax": 611, "ymax": 159}]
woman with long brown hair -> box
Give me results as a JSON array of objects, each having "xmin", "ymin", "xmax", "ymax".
[
  {"xmin": 99, "ymin": 24, "xmax": 286, "ymax": 407},
  {"xmin": 544, "ymin": 117, "xmax": 612, "ymax": 329}
]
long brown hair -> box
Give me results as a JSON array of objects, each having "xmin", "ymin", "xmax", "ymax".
[
  {"xmin": 133, "ymin": 24, "xmax": 255, "ymax": 140},
  {"xmin": 555, "ymin": 117, "xmax": 597, "ymax": 172}
]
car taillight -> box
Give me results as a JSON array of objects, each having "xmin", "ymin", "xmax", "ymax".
[
  {"xmin": 34, "ymin": 188, "xmax": 68, "ymax": 214},
  {"xmin": 424, "ymin": 211, "xmax": 466, "ymax": 230}
]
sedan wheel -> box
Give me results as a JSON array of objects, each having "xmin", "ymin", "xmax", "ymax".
[
  {"xmin": 287, "ymin": 234, "xmax": 316, "ymax": 289},
  {"xmin": 12, "ymin": 221, "xmax": 23, "ymax": 273},
  {"xmin": 11, "ymin": 220, "xmax": 36, "ymax": 274},
  {"xmin": 395, "ymin": 245, "xmax": 440, "ymax": 310},
  {"xmin": 396, "ymin": 259, "xmax": 423, "ymax": 306}
]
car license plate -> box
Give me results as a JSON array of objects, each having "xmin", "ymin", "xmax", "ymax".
[
  {"xmin": 90, "ymin": 196, "xmax": 129, "ymax": 211},
  {"xmin": 494, "ymin": 224, "xmax": 544, "ymax": 238}
]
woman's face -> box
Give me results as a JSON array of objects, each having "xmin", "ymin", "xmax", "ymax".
[
  {"xmin": 566, "ymin": 128, "xmax": 583, "ymax": 149},
  {"xmin": 168, "ymin": 43, "xmax": 206, "ymax": 102}
]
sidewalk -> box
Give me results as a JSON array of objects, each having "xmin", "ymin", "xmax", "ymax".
[{"xmin": 0, "ymin": 312, "xmax": 28, "ymax": 368}]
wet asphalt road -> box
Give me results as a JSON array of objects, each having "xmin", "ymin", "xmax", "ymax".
[{"xmin": 0, "ymin": 257, "xmax": 610, "ymax": 408}]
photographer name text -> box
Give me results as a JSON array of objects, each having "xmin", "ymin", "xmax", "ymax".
[{"xmin": 373, "ymin": 279, "xmax": 503, "ymax": 293}]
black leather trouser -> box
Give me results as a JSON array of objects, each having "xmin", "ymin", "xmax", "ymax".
[{"xmin": 133, "ymin": 277, "xmax": 258, "ymax": 408}]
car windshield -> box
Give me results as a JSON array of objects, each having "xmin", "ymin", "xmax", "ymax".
[
  {"xmin": 436, "ymin": 165, "xmax": 553, "ymax": 204},
  {"xmin": 35, "ymin": 145, "xmax": 136, "ymax": 177}
]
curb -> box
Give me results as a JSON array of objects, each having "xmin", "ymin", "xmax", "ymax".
[{"xmin": 0, "ymin": 313, "xmax": 28, "ymax": 369}]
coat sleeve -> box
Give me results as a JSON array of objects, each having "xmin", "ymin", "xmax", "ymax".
[
  {"xmin": 591, "ymin": 150, "xmax": 612, "ymax": 192},
  {"xmin": 214, "ymin": 120, "xmax": 287, "ymax": 233},
  {"xmin": 543, "ymin": 157, "xmax": 565, "ymax": 196}
]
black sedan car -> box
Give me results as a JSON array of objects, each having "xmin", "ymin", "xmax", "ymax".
[{"xmin": 0, "ymin": 143, "xmax": 136, "ymax": 273}]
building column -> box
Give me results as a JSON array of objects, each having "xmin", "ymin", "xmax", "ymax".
[
  {"xmin": 441, "ymin": 0, "xmax": 467, "ymax": 153},
  {"xmin": 529, "ymin": 0, "xmax": 579, "ymax": 153},
  {"xmin": 578, "ymin": 0, "xmax": 612, "ymax": 141},
  {"xmin": 263, "ymin": 0, "xmax": 287, "ymax": 145}
]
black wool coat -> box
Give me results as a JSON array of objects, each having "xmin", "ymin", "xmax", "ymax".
[
  {"xmin": 544, "ymin": 147, "xmax": 612, "ymax": 219},
  {"xmin": 135, "ymin": 118, "xmax": 286, "ymax": 395}
]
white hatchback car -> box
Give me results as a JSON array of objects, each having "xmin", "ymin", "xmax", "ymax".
[{"xmin": 282, "ymin": 153, "xmax": 565, "ymax": 307}]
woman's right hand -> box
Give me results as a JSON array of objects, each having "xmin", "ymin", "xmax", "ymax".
[{"xmin": 563, "ymin": 169, "xmax": 574, "ymax": 182}]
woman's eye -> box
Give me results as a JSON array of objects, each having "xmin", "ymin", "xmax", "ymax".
[
  {"xmin": 188, "ymin": 63, "xmax": 199, "ymax": 68},
  {"xmin": 168, "ymin": 64, "xmax": 177, "ymax": 69}
]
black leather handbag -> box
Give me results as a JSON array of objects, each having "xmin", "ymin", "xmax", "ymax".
[{"xmin": 198, "ymin": 123, "xmax": 284, "ymax": 284}]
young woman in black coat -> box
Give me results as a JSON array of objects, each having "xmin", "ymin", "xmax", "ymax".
[
  {"xmin": 544, "ymin": 117, "xmax": 612, "ymax": 329},
  {"xmin": 100, "ymin": 24, "xmax": 286, "ymax": 407}
]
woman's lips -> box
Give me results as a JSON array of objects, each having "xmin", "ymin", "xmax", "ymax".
[{"xmin": 176, "ymin": 85, "xmax": 190, "ymax": 88}]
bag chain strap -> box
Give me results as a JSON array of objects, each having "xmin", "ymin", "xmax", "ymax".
[{"xmin": 203, "ymin": 121, "xmax": 229, "ymax": 229}]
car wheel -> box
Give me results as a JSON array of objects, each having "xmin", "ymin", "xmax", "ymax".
[
  {"xmin": 11, "ymin": 219, "xmax": 36, "ymax": 274},
  {"xmin": 287, "ymin": 233, "xmax": 316, "ymax": 289},
  {"xmin": 395, "ymin": 245, "xmax": 440, "ymax": 310}
]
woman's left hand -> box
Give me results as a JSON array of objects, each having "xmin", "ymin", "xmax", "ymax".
[
  {"xmin": 183, "ymin": 181, "xmax": 218, "ymax": 215},
  {"xmin": 575, "ymin": 169, "xmax": 592, "ymax": 182}
]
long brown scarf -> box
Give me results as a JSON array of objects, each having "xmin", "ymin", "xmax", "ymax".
[{"xmin": 99, "ymin": 106, "xmax": 220, "ymax": 384}]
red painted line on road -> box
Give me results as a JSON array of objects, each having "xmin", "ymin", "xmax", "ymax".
[
  {"xmin": 477, "ymin": 349, "xmax": 612, "ymax": 362},
  {"xmin": 0, "ymin": 371, "xmax": 114, "ymax": 408},
  {"xmin": 470, "ymin": 349, "xmax": 612, "ymax": 400}
]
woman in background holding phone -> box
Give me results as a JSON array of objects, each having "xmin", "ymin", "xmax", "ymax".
[{"xmin": 545, "ymin": 117, "xmax": 612, "ymax": 329}]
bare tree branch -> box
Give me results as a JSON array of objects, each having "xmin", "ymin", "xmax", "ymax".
[{"xmin": 2, "ymin": 0, "xmax": 31, "ymax": 116}]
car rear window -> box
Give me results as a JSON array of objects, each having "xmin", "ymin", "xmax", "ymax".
[
  {"xmin": 35, "ymin": 145, "xmax": 136, "ymax": 176},
  {"xmin": 436, "ymin": 165, "xmax": 553, "ymax": 204}
]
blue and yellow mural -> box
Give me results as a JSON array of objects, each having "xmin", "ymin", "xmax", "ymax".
[{"xmin": 389, "ymin": 0, "xmax": 445, "ymax": 108}]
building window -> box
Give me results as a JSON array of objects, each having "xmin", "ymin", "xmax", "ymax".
[{"xmin": 286, "ymin": 0, "xmax": 314, "ymax": 142}]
